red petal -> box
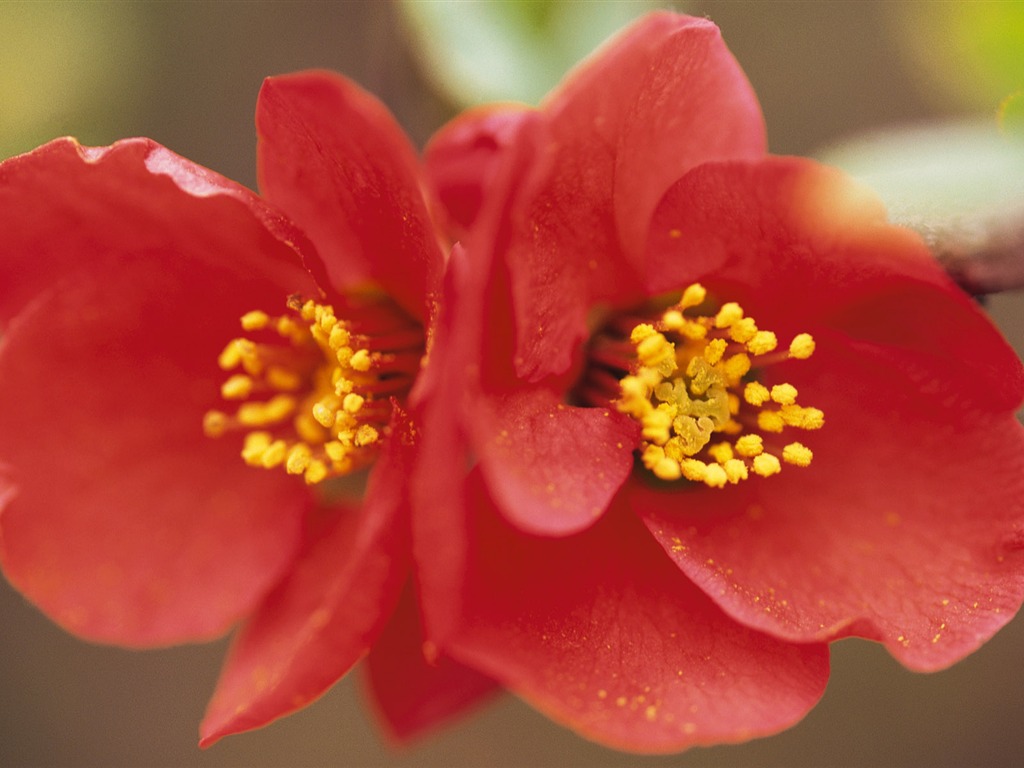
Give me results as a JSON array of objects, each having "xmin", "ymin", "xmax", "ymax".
[
  {"xmin": 364, "ymin": 581, "xmax": 498, "ymax": 743},
  {"xmin": 506, "ymin": 13, "xmax": 764, "ymax": 382},
  {"xmin": 424, "ymin": 105, "xmax": 532, "ymax": 242},
  {"xmin": 638, "ymin": 351, "xmax": 1024, "ymax": 672},
  {"xmin": 0, "ymin": 140, "xmax": 322, "ymax": 645},
  {"xmin": 442, "ymin": 481, "xmax": 829, "ymax": 753},
  {"xmin": 475, "ymin": 388, "xmax": 638, "ymax": 536},
  {"xmin": 256, "ymin": 71, "xmax": 443, "ymax": 320},
  {"xmin": 0, "ymin": 138, "xmax": 318, "ymax": 324},
  {"xmin": 198, "ymin": 408, "xmax": 415, "ymax": 746},
  {"xmin": 637, "ymin": 157, "xmax": 1024, "ymax": 670}
]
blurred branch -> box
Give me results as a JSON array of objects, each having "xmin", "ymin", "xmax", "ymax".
[{"xmin": 931, "ymin": 204, "xmax": 1024, "ymax": 295}]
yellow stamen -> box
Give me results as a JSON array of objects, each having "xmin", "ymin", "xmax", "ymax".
[
  {"xmin": 613, "ymin": 283, "xmax": 821, "ymax": 489},
  {"xmin": 203, "ymin": 296, "xmax": 423, "ymax": 485}
]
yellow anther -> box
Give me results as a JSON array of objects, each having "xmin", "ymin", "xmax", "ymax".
[
  {"xmin": 202, "ymin": 410, "xmax": 229, "ymax": 438},
  {"xmin": 642, "ymin": 408, "xmax": 674, "ymax": 445},
  {"xmin": 312, "ymin": 401, "xmax": 337, "ymax": 428},
  {"xmin": 746, "ymin": 330, "xmax": 778, "ymax": 356},
  {"xmin": 679, "ymin": 283, "xmax": 707, "ymax": 310},
  {"xmin": 780, "ymin": 405, "xmax": 824, "ymax": 430},
  {"xmin": 703, "ymin": 338, "xmax": 727, "ymax": 365},
  {"xmin": 324, "ymin": 441, "xmax": 347, "ymax": 462},
  {"xmin": 723, "ymin": 458, "xmax": 748, "ymax": 484},
  {"xmin": 237, "ymin": 396, "xmax": 295, "ymax": 427},
  {"xmin": 266, "ymin": 366, "xmax": 302, "ymax": 391},
  {"xmin": 789, "ymin": 333, "xmax": 816, "ymax": 359},
  {"xmin": 342, "ymin": 393, "xmax": 365, "ymax": 414},
  {"xmin": 722, "ymin": 353, "xmax": 751, "ymax": 381},
  {"xmin": 241, "ymin": 431, "xmax": 272, "ymax": 464},
  {"xmin": 355, "ymin": 424, "xmax": 379, "ymax": 447},
  {"xmin": 707, "ymin": 441, "xmax": 734, "ymax": 464},
  {"xmin": 703, "ymin": 463, "xmax": 728, "ymax": 488},
  {"xmin": 783, "ymin": 442, "xmax": 813, "ymax": 467},
  {"xmin": 614, "ymin": 289, "xmax": 822, "ymax": 489},
  {"xmin": 752, "ymin": 453, "xmax": 782, "ymax": 477},
  {"xmin": 260, "ymin": 439, "xmax": 288, "ymax": 468},
  {"xmin": 744, "ymin": 381, "xmax": 771, "ymax": 406},
  {"xmin": 295, "ymin": 412, "xmax": 326, "ymax": 444},
  {"xmin": 221, "ymin": 374, "xmax": 254, "ymax": 400},
  {"xmin": 636, "ymin": 332, "xmax": 677, "ymax": 375},
  {"xmin": 240, "ymin": 310, "xmax": 270, "ymax": 331},
  {"xmin": 619, "ymin": 376, "xmax": 651, "ymax": 417},
  {"xmin": 349, "ymin": 349, "xmax": 372, "ymax": 372},
  {"xmin": 300, "ymin": 299, "xmax": 318, "ymax": 322},
  {"xmin": 328, "ymin": 325, "xmax": 350, "ymax": 349},
  {"xmin": 757, "ymin": 410, "xmax": 786, "ymax": 433},
  {"xmin": 714, "ymin": 302, "xmax": 744, "ymax": 329},
  {"xmin": 217, "ymin": 338, "xmax": 247, "ymax": 370},
  {"xmin": 734, "ymin": 434, "xmax": 764, "ymax": 457},
  {"xmin": 630, "ymin": 323, "xmax": 658, "ymax": 343},
  {"xmin": 770, "ymin": 383, "xmax": 798, "ymax": 405},
  {"xmin": 678, "ymin": 321, "xmax": 709, "ymax": 340},
  {"xmin": 653, "ymin": 456, "xmax": 682, "ymax": 481},
  {"xmin": 661, "ymin": 309, "xmax": 685, "ymax": 331},
  {"xmin": 728, "ymin": 317, "xmax": 758, "ymax": 344},
  {"xmin": 680, "ymin": 459, "xmax": 709, "ymax": 483},
  {"xmin": 285, "ymin": 444, "xmax": 312, "ymax": 475},
  {"xmin": 304, "ymin": 460, "xmax": 329, "ymax": 485}
]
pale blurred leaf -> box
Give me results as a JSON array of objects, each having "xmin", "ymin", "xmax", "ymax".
[{"xmin": 398, "ymin": 0, "xmax": 682, "ymax": 106}]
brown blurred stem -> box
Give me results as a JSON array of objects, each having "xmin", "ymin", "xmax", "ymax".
[{"xmin": 927, "ymin": 203, "xmax": 1024, "ymax": 295}]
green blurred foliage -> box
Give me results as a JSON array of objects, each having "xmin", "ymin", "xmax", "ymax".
[
  {"xmin": 820, "ymin": 120, "xmax": 1024, "ymax": 261},
  {"xmin": 892, "ymin": 0, "xmax": 1024, "ymax": 112},
  {"xmin": 398, "ymin": 0, "xmax": 679, "ymax": 106},
  {"xmin": 1001, "ymin": 91, "xmax": 1024, "ymax": 139},
  {"xmin": 0, "ymin": 2, "xmax": 147, "ymax": 158}
]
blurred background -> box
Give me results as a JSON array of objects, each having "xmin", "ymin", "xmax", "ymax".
[{"xmin": 1, "ymin": 1, "xmax": 1022, "ymax": 766}]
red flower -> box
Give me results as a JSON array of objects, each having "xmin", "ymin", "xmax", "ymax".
[
  {"xmin": 413, "ymin": 12, "xmax": 1024, "ymax": 752},
  {"xmin": 0, "ymin": 72, "xmax": 492, "ymax": 745}
]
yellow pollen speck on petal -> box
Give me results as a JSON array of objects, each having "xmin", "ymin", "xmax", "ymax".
[
  {"xmin": 783, "ymin": 442, "xmax": 813, "ymax": 467},
  {"xmin": 789, "ymin": 333, "xmax": 816, "ymax": 359},
  {"xmin": 752, "ymin": 453, "xmax": 782, "ymax": 477},
  {"xmin": 770, "ymin": 383, "xmax": 798, "ymax": 405}
]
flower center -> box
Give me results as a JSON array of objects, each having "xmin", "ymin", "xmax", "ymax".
[
  {"xmin": 203, "ymin": 293, "xmax": 423, "ymax": 484},
  {"xmin": 582, "ymin": 283, "xmax": 822, "ymax": 488}
]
